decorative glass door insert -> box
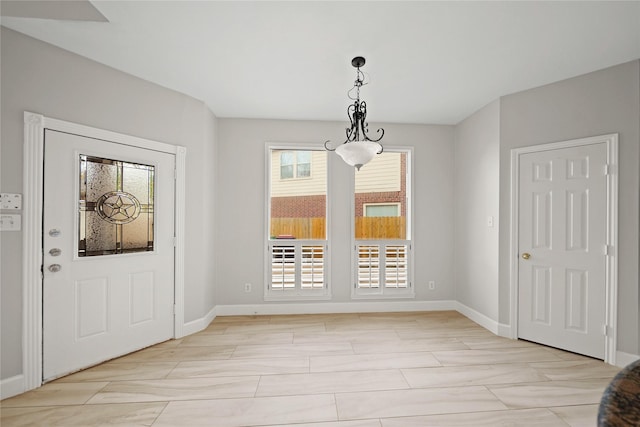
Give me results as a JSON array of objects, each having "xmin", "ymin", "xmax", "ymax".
[{"xmin": 78, "ymin": 155, "xmax": 155, "ymax": 256}]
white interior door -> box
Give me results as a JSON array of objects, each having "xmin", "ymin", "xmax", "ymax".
[
  {"xmin": 518, "ymin": 142, "xmax": 607, "ymax": 359},
  {"xmin": 43, "ymin": 130, "xmax": 175, "ymax": 381}
]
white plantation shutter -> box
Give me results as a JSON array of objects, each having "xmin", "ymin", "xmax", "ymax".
[
  {"xmin": 301, "ymin": 245, "xmax": 325, "ymax": 289},
  {"xmin": 355, "ymin": 241, "xmax": 411, "ymax": 296},
  {"xmin": 268, "ymin": 241, "xmax": 328, "ymax": 297},
  {"xmin": 358, "ymin": 245, "xmax": 380, "ymax": 288},
  {"xmin": 271, "ymin": 245, "xmax": 296, "ymax": 290},
  {"xmin": 385, "ymin": 244, "xmax": 408, "ymax": 288}
]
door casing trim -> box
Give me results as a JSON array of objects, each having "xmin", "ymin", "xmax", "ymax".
[
  {"xmin": 22, "ymin": 111, "xmax": 186, "ymax": 391},
  {"xmin": 509, "ymin": 133, "xmax": 618, "ymax": 364}
]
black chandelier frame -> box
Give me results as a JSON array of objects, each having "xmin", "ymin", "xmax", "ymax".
[{"xmin": 324, "ymin": 56, "xmax": 385, "ymax": 153}]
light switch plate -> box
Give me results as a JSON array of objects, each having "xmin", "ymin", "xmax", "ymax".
[
  {"xmin": 1, "ymin": 214, "xmax": 21, "ymax": 231},
  {"xmin": 1, "ymin": 193, "xmax": 22, "ymax": 210}
]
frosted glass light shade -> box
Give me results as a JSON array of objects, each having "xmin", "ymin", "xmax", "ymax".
[{"xmin": 335, "ymin": 141, "xmax": 382, "ymax": 170}]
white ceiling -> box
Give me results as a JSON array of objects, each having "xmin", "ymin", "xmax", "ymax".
[{"xmin": 2, "ymin": 1, "xmax": 640, "ymax": 124}]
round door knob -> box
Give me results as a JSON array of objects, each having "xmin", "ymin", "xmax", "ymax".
[
  {"xmin": 521, "ymin": 253, "xmax": 531, "ymax": 260},
  {"xmin": 48, "ymin": 264, "xmax": 62, "ymax": 273}
]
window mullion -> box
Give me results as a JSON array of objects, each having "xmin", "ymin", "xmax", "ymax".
[{"xmin": 295, "ymin": 243, "xmax": 302, "ymax": 291}]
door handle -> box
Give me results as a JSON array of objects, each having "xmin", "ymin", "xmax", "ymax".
[
  {"xmin": 521, "ymin": 253, "xmax": 531, "ymax": 260},
  {"xmin": 48, "ymin": 264, "xmax": 62, "ymax": 273}
]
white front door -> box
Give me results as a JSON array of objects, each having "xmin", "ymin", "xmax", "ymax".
[
  {"xmin": 518, "ymin": 142, "xmax": 607, "ymax": 359},
  {"xmin": 43, "ymin": 130, "xmax": 175, "ymax": 381}
]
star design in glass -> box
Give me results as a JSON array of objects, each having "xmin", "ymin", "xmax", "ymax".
[{"xmin": 102, "ymin": 195, "xmax": 136, "ymax": 220}]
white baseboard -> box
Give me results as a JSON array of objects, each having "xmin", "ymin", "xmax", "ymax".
[
  {"xmin": 455, "ymin": 302, "xmax": 501, "ymax": 335},
  {"xmin": 1, "ymin": 374, "xmax": 25, "ymax": 400},
  {"xmin": 615, "ymin": 351, "xmax": 640, "ymax": 368},
  {"xmin": 181, "ymin": 306, "xmax": 217, "ymax": 336},
  {"xmin": 497, "ymin": 322, "xmax": 513, "ymax": 338},
  {"xmin": 214, "ymin": 300, "xmax": 457, "ymax": 316}
]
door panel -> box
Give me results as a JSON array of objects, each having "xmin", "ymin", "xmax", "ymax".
[
  {"xmin": 518, "ymin": 143, "xmax": 606, "ymax": 359},
  {"xmin": 43, "ymin": 130, "xmax": 175, "ymax": 381}
]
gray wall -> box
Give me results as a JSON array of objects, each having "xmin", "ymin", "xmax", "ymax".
[
  {"xmin": 1, "ymin": 28, "xmax": 218, "ymax": 379},
  {"xmin": 216, "ymin": 119, "xmax": 455, "ymax": 305},
  {"xmin": 453, "ymin": 100, "xmax": 500, "ymax": 321},
  {"xmin": 499, "ymin": 60, "xmax": 640, "ymax": 355}
]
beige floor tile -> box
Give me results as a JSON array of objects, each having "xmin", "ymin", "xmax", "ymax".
[
  {"xmin": 0, "ymin": 402, "xmax": 166, "ymax": 427},
  {"xmin": 458, "ymin": 336, "xmax": 541, "ymax": 350},
  {"xmin": 541, "ymin": 346, "xmax": 601, "ymax": 361},
  {"xmin": 380, "ymin": 408, "xmax": 568, "ymax": 426},
  {"xmin": 256, "ymin": 369, "xmax": 409, "ymax": 397},
  {"xmin": 167, "ymin": 357, "xmax": 309, "ymax": 378},
  {"xmin": 293, "ymin": 330, "xmax": 400, "ymax": 344},
  {"xmin": 335, "ymin": 386, "xmax": 507, "ymax": 420},
  {"xmin": 489, "ymin": 378, "xmax": 612, "ymax": 408},
  {"xmin": 152, "ymin": 394, "xmax": 338, "ymax": 427},
  {"xmin": 549, "ymin": 404, "xmax": 600, "ymax": 427},
  {"xmin": 55, "ymin": 362, "xmax": 178, "ymax": 382},
  {"xmin": 401, "ymin": 363, "xmax": 549, "ymax": 388},
  {"xmin": 223, "ymin": 322, "xmax": 327, "ymax": 334},
  {"xmin": 270, "ymin": 421, "xmax": 382, "ymax": 427},
  {"xmin": 270, "ymin": 313, "xmax": 359, "ymax": 324},
  {"xmin": 151, "ymin": 338, "xmax": 184, "ymax": 348},
  {"xmin": 311, "ymin": 352, "xmax": 441, "ymax": 373},
  {"xmin": 86, "ymin": 376, "xmax": 259, "ymax": 404},
  {"xmin": 432, "ymin": 347, "xmax": 563, "ymax": 366},
  {"xmin": 395, "ymin": 327, "xmax": 494, "ymax": 339},
  {"xmin": 179, "ymin": 331, "xmax": 293, "ymax": 346},
  {"xmin": 1, "ymin": 382, "xmax": 108, "ymax": 407},
  {"xmin": 231, "ymin": 342, "xmax": 354, "ymax": 358},
  {"xmin": 109, "ymin": 345, "xmax": 235, "ymax": 363},
  {"xmin": 352, "ymin": 337, "xmax": 468, "ymax": 354},
  {"xmin": 1, "ymin": 312, "xmax": 614, "ymax": 427},
  {"xmin": 531, "ymin": 360, "xmax": 620, "ymax": 380}
]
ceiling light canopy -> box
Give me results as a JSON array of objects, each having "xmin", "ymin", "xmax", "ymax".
[{"xmin": 325, "ymin": 56, "xmax": 384, "ymax": 170}]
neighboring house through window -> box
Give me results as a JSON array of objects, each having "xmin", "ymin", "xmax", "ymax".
[
  {"xmin": 280, "ymin": 150, "xmax": 311, "ymax": 179},
  {"xmin": 266, "ymin": 146, "xmax": 329, "ymax": 300},
  {"xmin": 353, "ymin": 150, "xmax": 413, "ymax": 298}
]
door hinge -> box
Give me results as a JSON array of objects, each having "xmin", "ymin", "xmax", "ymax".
[
  {"xmin": 173, "ymin": 236, "xmax": 177, "ymax": 247},
  {"xmin": 604, "ymin": 245, "xmax": 613, "ymax": 256},
  {"xmin": 602, "ymin": 324, "xmax": 609, "ymax": 336},
  {"xmin": 604, "ymin": 164, "xmax": 612, "ymax": 176},
  {"xmin": 174, "ymin": 169, "xmax": 177, "ymax": 180},
  {"xmin": 173, "ymin": 304, "xmax": 177, "ymax": 315}
]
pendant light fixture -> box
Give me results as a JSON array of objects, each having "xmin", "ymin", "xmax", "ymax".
[{"xmin": 324, "ymin": 56, "xmax": 384, "ymax": 170}]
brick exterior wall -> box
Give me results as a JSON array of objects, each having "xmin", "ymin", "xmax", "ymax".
[
  {"xmin": 271, "ymin": 154, "xmax": 407, "ymax": 218},
  {"xmin": 355, "ymin": 153, "xmax": 406, "ymax": 217},
  {"xmin": 271, "ymin": 195, "xmax": 326, "ymax": 218}
]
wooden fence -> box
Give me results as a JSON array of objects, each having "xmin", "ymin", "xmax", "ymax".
[
  {"xmin": 271, "ymin": 218, "xmax": 326, "ymax": 239},
  {"xmin": 271, "ymin": 217, "xmax": 406, "ymax": 239}
]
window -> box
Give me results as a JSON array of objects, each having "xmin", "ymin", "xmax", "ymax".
[
  {"xmin": 353, "ymin": 151, "xmax": 413, "ymax": 298},
  {"xmin": 267, "ymin": 146, "xmax": 329, "ymax": 300},
  {"xmin": 280, "ymin": 151, "xmax": 311, "ymax": 179},
  {"xmin": 364, "ymin": 203, "xmax": 400, "ymax": 217}
]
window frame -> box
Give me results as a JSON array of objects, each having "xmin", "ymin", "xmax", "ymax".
[
  {"xmin": 363, "ymin": 202, "xmax": 401, "ymax": 217},
  {"xmin": 351, "ymin": 147, "xmax": 414, "ymax": 299},
  {"xmin": 265, "ymin": 143, "xmax": 331, "ymax": 301},
  {"xmin": 279, "ymin": 150, "xmax": 313, "ymax": 180}
]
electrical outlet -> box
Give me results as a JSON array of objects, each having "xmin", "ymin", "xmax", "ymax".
[
  {"xmin": 428, "ymin": 280, "xmax": 435, "ymax": 290},
  {"xmin": 244, "ymin": 283, "xmax": 252, "ymax": 293}
]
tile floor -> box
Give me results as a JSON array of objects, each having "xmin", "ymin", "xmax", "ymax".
[{"xmin": 1, "ymin": 311, "xmax": 621, "ymax": 426}]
